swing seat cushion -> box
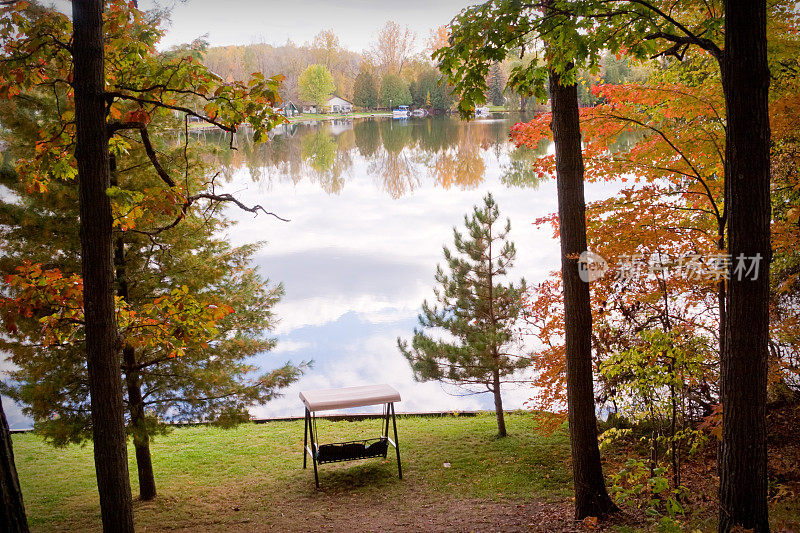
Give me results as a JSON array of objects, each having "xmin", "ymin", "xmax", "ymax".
[
  {"xmin": 316, "ymin": 438, "xmax": 389, "ymax": 463},
  {"xmin": 300, "ymin": 384, "xmax": 401, "ymax": 412}
]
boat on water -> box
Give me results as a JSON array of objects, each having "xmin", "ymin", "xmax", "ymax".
[
  {"xmin": 475, "ymin": 106, "xmax": 491, "ymax": 117},
  {"xmin": 411, "ymin": 108, "xmax": 427, "ymax": 118},
  {"xmin": 392, "ymin": 105, "xmax": 411, "ymax": 118}
]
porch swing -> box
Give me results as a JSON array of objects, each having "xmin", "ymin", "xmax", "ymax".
[{"xmin": 300, "ymin": 384, "xmax": 403, "ymax": 488}]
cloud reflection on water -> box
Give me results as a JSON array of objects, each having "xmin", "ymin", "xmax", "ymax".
[{"xmin": 218, "ymin": 114, "xmax": 560, "ymax": 417}]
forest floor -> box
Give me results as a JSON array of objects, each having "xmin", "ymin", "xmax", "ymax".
[{"xmin": 12, "ymin": 409, "xmax": 800, "ymax": 532}]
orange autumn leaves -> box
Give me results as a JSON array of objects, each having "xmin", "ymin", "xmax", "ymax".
[
  {"xmin": 1, "ymin": 262, "xmax": 235, "ymax": 359},
  {"xmin": 0, "ymin": 0, "xmax": 285, "ymax": 217},
  {"xmin": 512, "ymin": 81, "xmax": 728, "ymax": 413},
  {"xmin": 513, "ymin": 77, "xmax": 800, "ymax": 412}
]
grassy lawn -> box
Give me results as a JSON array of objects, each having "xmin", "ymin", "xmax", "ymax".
[
  {"xmin": 14, "ymin": 411, "xmax": 800, "ymax": 531},
  {"xmin": 13, "ymin": 412, "xmax": 573, "ymax": 532}
]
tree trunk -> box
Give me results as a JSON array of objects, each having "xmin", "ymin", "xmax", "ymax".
[
  {"xmin": 0, "ymin": 398, "xmax": 29, "ymax": 533},
  {"xmin": 112, "ymin": 172, "xmax": 157, "ymax": 502},
  {"xmin": 72, "ymin": 1, "xmax": 135, "ymax": 531},
  {"xmin": 491, "ymin": 367, "xmax": 507, "ymax": 437},
  {"xmin": 123, "ymin": 347, "xmax": 157, "ymax": 501},
  {"xmin": 718, "ymin": 1, "xmax": 771, "ymax": 531},
  {"xmin": 549, "ymin": 70, "xmax": 617, "ymax": 520}
]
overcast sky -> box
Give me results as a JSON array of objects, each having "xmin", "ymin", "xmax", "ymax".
[{"xmin": 137, "ymin": 0, "xmax": 474, "ymax": 53}]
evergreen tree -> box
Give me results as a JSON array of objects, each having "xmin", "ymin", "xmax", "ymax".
[
  {"xmin": 0, "ymin": 81, "xmax": 304, "ymax": 500},
  {"xmin": 411, "ymin": 68, "xmax": 455, "ymax": 111},
  {"xmin": 398, "ymin": 194, "xmax": 528, "ymax": 437},
  {"xmin": 488, "ymin": 63, "xmax": 506, "ymax": 106},
  {"xmin": 352, "ymin": 70, "xmax": 378, "ymax": 109},
  {"xmin": 380, "ymin": 73, "xmax": 412, "ymax": 108},
  {"xmin": 0, "ymin": 2, "xmax": 300, "ymax": 503}
]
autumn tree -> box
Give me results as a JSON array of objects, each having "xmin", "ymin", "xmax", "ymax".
[
  {"xmin": 71, "ymin": 0, "xmax": 135, "ymax": 528},
  {"xmin": 0, "ymin": 0, "xmax": 286, "ymax": 525},
  {"xmin": 353, "ymin": 70, "xmax": 379, "ymax": 109},
  {"xmin": 380, "ymin": 73, "xmax": 411, "ymax": 108},
  {"xmin": 426, "ymin": 26, "xmax": 450, "ymax": 59},
  {"xmin": 434, "ymin": 1, "xmax": 619, "ymax": 518},
  {"xmin": 569, "ymin": 2, "xmax": 773, "ymax": 528},
  {"xmin": 398, "ymin": 194, "xmax": 528, "ymax": 437},
  {"xmin": 437, "ymin": 0, "xmax": 776, "ymax": 526},
  {"xmin": 369, "ymin": 21, "xmax": 416, "ymax": 74},
  {"xmin": 311, "ymin": 29, "xmax": 342, "ymax": 71},
  {"xmin": 299, "ymin": 64, "xmax": 336, "ymax": 108}
]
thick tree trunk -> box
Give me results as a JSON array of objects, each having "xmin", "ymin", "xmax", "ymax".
[
  {"xmin": 718, "ymin": 1, "xmax": 771, "ymax": 531},
  {"xmin": 72, "ymin": 1, "xmax": 135, "ymax": 531},
  {"xmin": 0, "ymin": 398, "xmax": 29, "ymax": 533},
  {"xmin": 549, "ymin": 70, "xmax": 617, "ymax": 520},
  {"xmin": 491, "ymin": 367, "xmax": 507, "ymax": 437}
]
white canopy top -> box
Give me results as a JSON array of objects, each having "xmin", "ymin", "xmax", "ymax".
[{"xmin": 300, "ymin": 384, "xmax": 401, "ymax": 412}]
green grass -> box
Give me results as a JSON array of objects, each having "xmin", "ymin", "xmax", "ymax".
[{"xmin": 13, "ymin": 412, "xmax": 571, "ymax": 531}]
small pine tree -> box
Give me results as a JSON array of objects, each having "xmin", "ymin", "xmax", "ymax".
[{"xmin": 398, "ymin": 193, "xmax": 528, "ymax": 437}]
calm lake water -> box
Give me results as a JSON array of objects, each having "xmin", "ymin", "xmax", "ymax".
[
  {"xmin": 215, "ymin": 113, "xmax": 617, "ymax": 419},
  {"xmin": 2, "ymin": 114, "xmax": 621, "ymax": 428}
]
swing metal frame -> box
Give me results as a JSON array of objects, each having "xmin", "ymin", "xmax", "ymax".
[{"xmin": 300, "ymin": 385, "xmax": 402, "ymax": 488}]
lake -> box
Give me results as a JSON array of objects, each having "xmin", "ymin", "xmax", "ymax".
[
  {"xmin": 212, "ymin": 113, "xmax": 617, "ymax": 419},
  {"xmin": 2, "ymin": 113, "xmax": 620, "ymax": 428}
]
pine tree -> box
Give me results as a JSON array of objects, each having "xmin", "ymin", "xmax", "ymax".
[
  {"xmin": 488, "ymin": 63, "xmax": 506, "ymax": 106},
  {"xmin": 380, "ymin": 73, "xmax": 412, "ymax": 108},
  {"xmin": 398, "ymin": 193, "xmax": 527, "ymax": 437},
  {"xmin": 353, "ymin": 70, "xmax": 379, "ymax": 109}
]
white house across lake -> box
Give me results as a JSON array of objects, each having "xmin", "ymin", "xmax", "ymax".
[{"xmin": 326, "ymin": 96, "xmax": 353, "ymax": 114}]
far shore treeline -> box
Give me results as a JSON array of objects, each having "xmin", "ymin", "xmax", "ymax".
[{"xmin": 200, "ymin": 23, "xmax": 648, "ymax": 112}]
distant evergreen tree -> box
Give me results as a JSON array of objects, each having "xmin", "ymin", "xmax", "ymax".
[
  {"xmin": 353, "ymin": 70, "xmax": 379, "ymax": 109},
  {"xmin": 380, "ymin": 73, "xmax": 412, "ymax": 108},
  {"xmin": 488, "ymin": 63, "xmax": 506, "ymax": 106},
  {"xmin": 398, "ymin": 194, "xmax": 528, "ymax": 437},
  {"xmin": 412, "ymin": 68, "xmax": 455, "ymax": 110}
]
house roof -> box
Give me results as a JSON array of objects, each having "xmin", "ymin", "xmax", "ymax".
[{"xmin": 326, "ymin": 96, "xmax": 352, "ymax": 105}]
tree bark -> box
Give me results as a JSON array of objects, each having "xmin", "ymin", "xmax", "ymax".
[
  {"xmin": 0, "ymin": 398, "xmax": 29, "ymax": 533},
  {"xmin": 123, "ymin": 346, "xmax": 157, "ymax": 501},
  {"xmin": 549, "ymin": 70, "xmax": 617, "ymax": 520},
  {"xmin": 718, "ymin": 1, "xmax": 771, "ymax": 531},
  {"xmin": 72, "ymin": 1, "xmax": 135, "ymax": 530},
  {"xmin": 491, "ymin": 367, "xmax": 507, "ymax": 437}
]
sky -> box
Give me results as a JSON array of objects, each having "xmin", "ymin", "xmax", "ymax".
[{"xmin": 136, "ymin": 0, "xmax": 474, "ymax": 53}]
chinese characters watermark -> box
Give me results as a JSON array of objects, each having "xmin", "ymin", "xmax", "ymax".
[{"xmin": 578, "ymin": 251, "xmax": 762, "ymax": 283}]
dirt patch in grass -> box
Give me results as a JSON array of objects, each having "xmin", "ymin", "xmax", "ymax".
[
  {"xmin": 140, "ymin": 484, "xmax": 580, "ymax": 533},
  {"xmin": 133, "ymin": 460, "xmax": 644, "ymax": 533}
]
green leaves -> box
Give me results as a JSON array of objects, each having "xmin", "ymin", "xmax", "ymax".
[{"xmin": 298, "ymin": 64, "xmax": 336, "ymax": 107}]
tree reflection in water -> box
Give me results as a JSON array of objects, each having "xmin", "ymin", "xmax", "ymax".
[{"xmin": 206, "ymin": 114, "xmax": 548, "ymax": 195}]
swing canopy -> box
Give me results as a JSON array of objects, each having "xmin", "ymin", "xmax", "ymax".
[{"xmin": 299, "ymin": 384, "xmax": 401, "ymax": 412}]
